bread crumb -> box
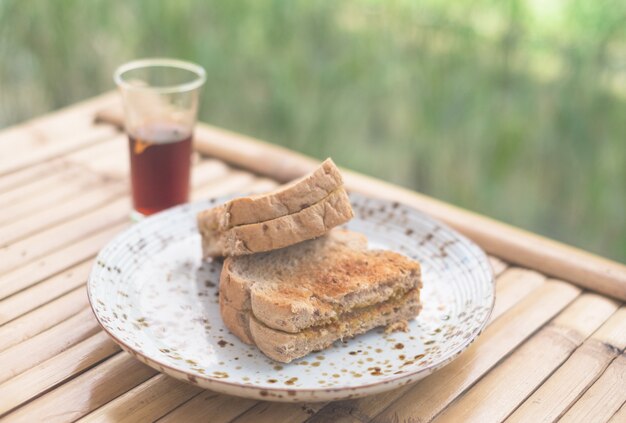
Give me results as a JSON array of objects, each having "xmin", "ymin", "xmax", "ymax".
[{"xmin": 385, "ymin": 320, "xmax": 409, "ymax": 334}]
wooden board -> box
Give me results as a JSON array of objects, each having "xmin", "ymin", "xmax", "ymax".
[{"xmin": 0, "ymin": 94, "xmax": 624, "ymax": 423}]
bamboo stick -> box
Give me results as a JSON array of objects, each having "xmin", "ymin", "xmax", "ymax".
[
  {"xmin": 559, "ymin": 354, "xmax": 626, "ymax": 423},
  {"xmin": 489, "ymin": 267, "xmax": 546, "ymax": 323},
  {"xmin": 232, "ymin": 402, "xmax": 328, "ymax": 423},
  {"xmin": 157, "ymin": 392, "xmax": 257, "ymax": 423},
  {"xmin": 0, "ymin": 159, "xmax": 69, "ymax": 194},
  {"xmin": 0, "ymin": 223, "xmax": 128, "ymax": 300},
  {"xmin": 0, "ymin": 91, "xmax": 119, "ymax": 175},
  {"xmin": 368, "ymin": 281, "xmax": 580, "ymax": 423},
  {"xmin": 0, "ymin": 165, "xmax": 94, "ymax": 209},
  {"xmin": 0, "ymin": 332, "xmax": 119, "ymax": 416},
  {"xmin": 76, "ymin": 374, "xmax": 201, "ymax": 423},
  {"xmin": 0, "ymin": 172, "xmax": 112, "ymax": 225},
  {"xmin": 191, "ymin": 172, "xmax": 257, "ymax": 201},
  {"xmin": 67, "ymin": 134, "xmax": 129, "ymax": 178},
  {"xmin": 432, "ymin": 294, "xmax": 619, "ymax": 423},
  {"xmin": 0, "ymin": 179, "xmax": 127, "ymax": 245},
  {"xmin": 608, "ymin": 403, "xmax": 626, "ymax": 423},
  {"xmin": 0, "ymin": 288, "xmax": 88, "ymax": 352},
  {"xmin": 0, "ymin": 260, "xmax": 91, "ymax": 325},
  {"xmin": 0, "ymin": 134, "xmax": 125, "ymax": 195},
  {"xmin": 507, "ymin": 307, "xmax": 626, "ymax": 423},
  {"xmin": 0, "ymin": 125, "xmax": 118, "ymax": 175},
  {"xmin": 489, "ymin": 256, "xmax": 508, "ymax": 276},
  {"xmin": 4, "ymin": 352, "xmax": 158, "ymax": 423},
  {"xmin": 0, "ymin": 308, "xmax": 99, "ymax": 383},
  {"xmin": 98, "ymin": 107, "xmax": 626, "ymax": 301},
  {"xmin": 0, "ymin": 91, "xmax": 117, "ymax": 147},
  {"xmin": 0, "ymin": 197, "xmax": 129, "ymax": 275}
]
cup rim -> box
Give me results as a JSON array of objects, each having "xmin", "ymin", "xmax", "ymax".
[{"xmin": 114, "ymin": 58, "xmax": 206, "ymax": 94}]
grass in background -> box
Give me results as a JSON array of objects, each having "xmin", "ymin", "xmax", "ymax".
[{"xmin": 1, "ymin": 0, "xmax": 625, "ymax": 262}]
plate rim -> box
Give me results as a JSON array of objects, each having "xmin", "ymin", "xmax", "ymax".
[{"xmin": 87, "ymin": 192, "xmax": 495, "ymax": 401}]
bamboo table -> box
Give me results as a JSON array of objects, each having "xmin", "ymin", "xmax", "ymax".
[{"xmin": 0, "ymin": 92, "xmax": 625, "ymax": 423}]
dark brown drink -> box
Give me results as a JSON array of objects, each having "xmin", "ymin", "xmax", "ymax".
[{"xmin": 128, "ymin": 122, "xmax": 192, "ymax": 216}]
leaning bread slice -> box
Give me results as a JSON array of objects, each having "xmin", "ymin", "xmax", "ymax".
[
  {"xmin": 200, "ymin": 186, "xmax": 353, "ymax": 257},
  {"xmin": 218, "ymin": 228, "xmax": 423, "ymax": 362},
  {"xmin": 200, "ymin": 158, "xmax": 343, "ymax": 231}
]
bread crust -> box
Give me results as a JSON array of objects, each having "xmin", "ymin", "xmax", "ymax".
[
  {"xmin": 223, "ymin": 158, "xmax": 343, "ymax": 228},
  {"xmin": 201, "ymin": 187, "xmax": 354, "ymax": 257},
  {"xmin": 248, "ymin": 289, "xmax": 422, "ymax": 363},
  {"xmin": 197, "ymin": 158, "xmax": 342, "ymax": 234},
  {"xmin": 219, "ymin": 297, "xmax": 254, "ymax": 344}
]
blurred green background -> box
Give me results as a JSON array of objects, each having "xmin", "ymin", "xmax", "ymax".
[{"xmin": 1, "ymin": 0, "xmax": 624, "ymax": 262}]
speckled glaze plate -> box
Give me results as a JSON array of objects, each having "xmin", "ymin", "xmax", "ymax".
[{"xmin": 88, "ymin": 192, "xmax": 494, "ymax": 402}]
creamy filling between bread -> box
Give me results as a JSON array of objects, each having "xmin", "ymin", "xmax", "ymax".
[
  {"xmin": 304, "ymin": 283, "xmax": 418, "ymax": 330},
  {"xmin": 249, "ymin": 288, "xmax": 420, "ymax": 338}
]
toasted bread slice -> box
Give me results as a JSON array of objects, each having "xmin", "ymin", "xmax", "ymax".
[
  {"xmin": 220, "ymin": 229, "xmax": 421, "ymax": 333},
  {"xmin": 218, "ymin": 229, "xmax": 422, "ymax": 362},
  {"xmin": 199, "ymin": 158, "xmax": 343, "ymax": 231},
  {"xmin": 226, "ymin": 289, "xmax": 421, "ymax": 363},
  {"xmin": 199, "ymin": 186, "xmax": 354, "ymax": 257},
  {"xmin": 223, "ymin": 158, "xmax": 343, "ymax": 228}
]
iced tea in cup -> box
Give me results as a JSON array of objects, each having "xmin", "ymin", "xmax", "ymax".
[{"xmin": 114, "ymin": 58, "xmax": 206, "ymax": 220}]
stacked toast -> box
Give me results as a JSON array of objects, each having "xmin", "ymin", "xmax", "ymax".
[{"xmin": 197, "ymin": 159, "xmax": 423, "ymax": 363}]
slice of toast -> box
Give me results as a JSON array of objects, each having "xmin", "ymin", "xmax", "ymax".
[
  {"xmin": 199, "ymin": 158, "xmax": 343, "ymax": 232},
  {"xmin": 218, "ymin": 229, "xmax": 422, "ymax": 362},
  {"xmin": 199, "ymin": 186, "xmax": 354, "ymax": 257},
  {"xmin": 223, "ymin": 158, "xmax": 343, "ymax": 228}
]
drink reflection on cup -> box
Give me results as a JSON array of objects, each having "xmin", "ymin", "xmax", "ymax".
[{"xmin": 114, "ymin": 58, "xmax": 206, "ymax": 220}]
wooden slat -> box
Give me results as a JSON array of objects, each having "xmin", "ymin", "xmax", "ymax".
[
  {"xmin": 0, "ymin": 157, "xmax": 69, "ymax": 194},
  {"xmin": 0, "ymin": 125, "xmax": 118, "ymax": 175},
  {"xmin": 0, "ymin": 223, "xmax": 127, "ymax": 300},
  {"xmin": 489, "ymin": 256, "xmax": 508, "ymax": 276},
  {"xmin": 4, "ymin": 353, "xmax": 158, "ymax": 423},
  {"xmin": 0, "ymin": 92, "xmax": 119, "ymax": 174},
  {"xmin": 0, "ymin": 332, "xmax": 119, "ymax": 416},
  {"xmin": 489, "ymin": 268, "xmax": 546, "ymax": 323},
  {"xmin": 77, "ymin": 374, "xmax": 201, "ymax": 423},
  {"xmin": 0, "ymin": 288, "xmax": 88, "ymax": 352},
  {"xmin": 559, "ymin": 354, "xmax": 626, "ymax": 423},
  {"xmin": 0, "ymin": 171, "xmax": 112, "ymax": 225},
  {"xmin": 157, "ymin": 392, "xmax": 257, "ymax": 423},
  {"xmin": 0, "ymin": 260, "xmax": 92, "ymax": 325},
  {"xmin": 0, "ymin": 135, "xmax": 124, "ymax": 195},
  {"xmin": 0, "ymin": 197, "xmax": 129, "ymax": 274},
  {"xmin": 608, "ymin": 402, "xmax": 626, "ymax": 423},
  {"xmin": 0, "ymin": 179, "xmax": 126, "ymax": 245},
  {"xmin": 0, "ymin": 308, "xmax": 99, "ymax": 383},
  {"xmin": 433, "ymin": 294, "xmax": 620, "ymax": 422},
  {"xmin": 507, "ymin": 307, "xmax": 626, "ymax": 423},
  {"xmin": 232, "ymin": 403, "xmax": 327, "ymax": 423},
  {"xmin": 0, "ymin": 165, "xmax": 96, "ymax": 209},
  {"xmin": 365, "ymin": 281, "xmax": 581, "ymax": 422}
]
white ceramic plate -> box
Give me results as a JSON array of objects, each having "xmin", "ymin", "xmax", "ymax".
[{"xmin": 88, "ymin": 192, "xmax": 494, "ymax": 402}]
